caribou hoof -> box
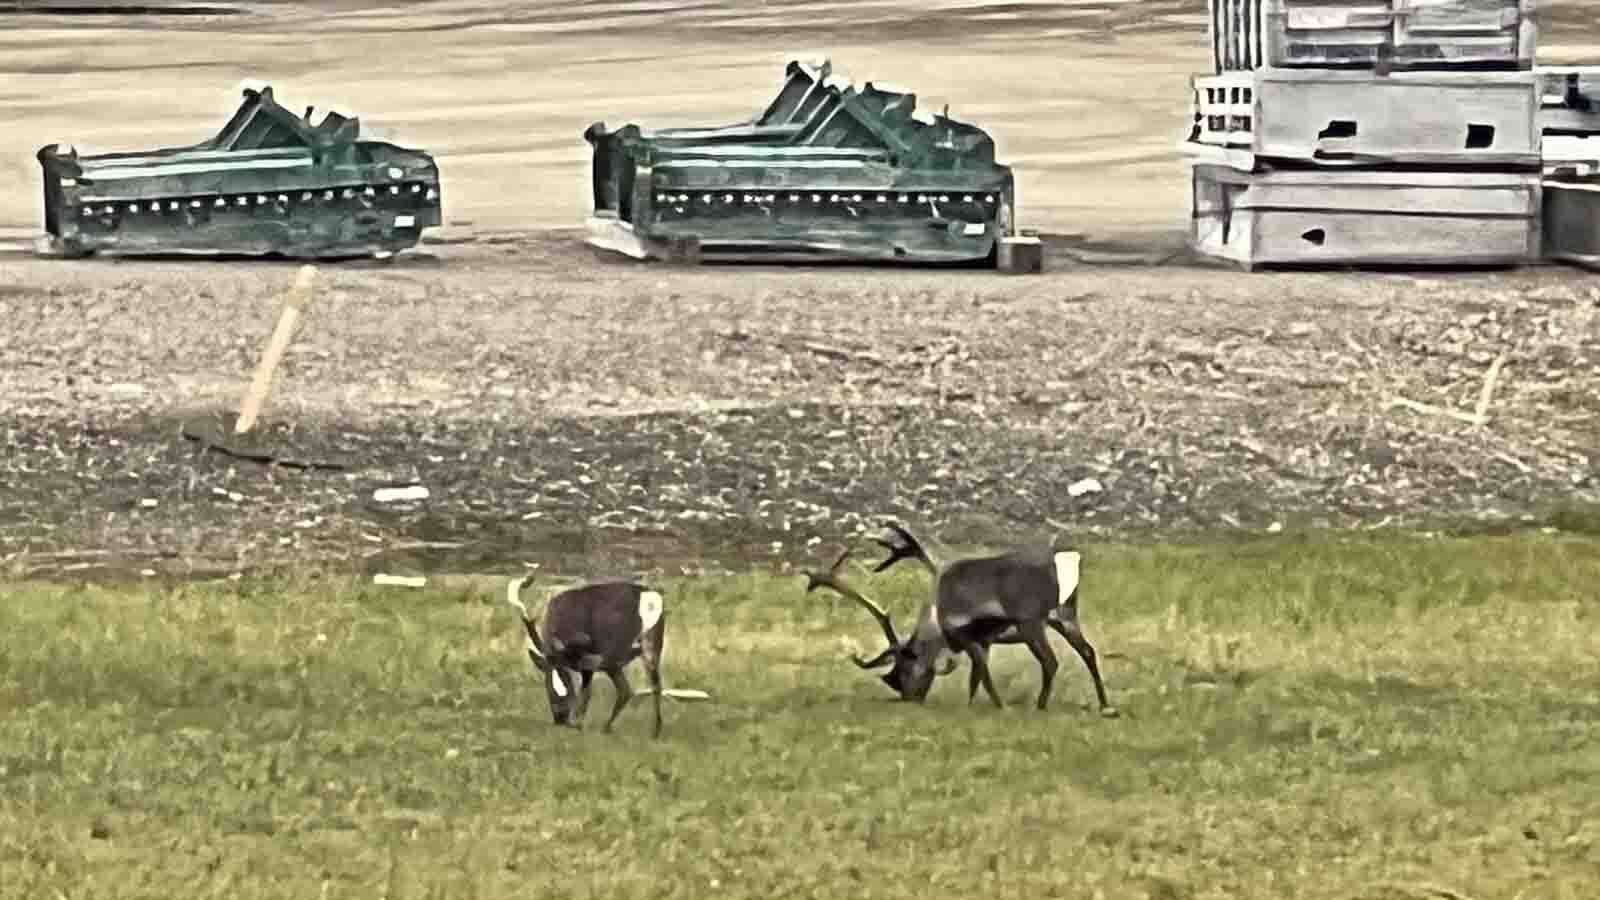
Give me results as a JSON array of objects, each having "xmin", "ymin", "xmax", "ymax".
[{"xmin": 1100, "ymin": 706, "xmax": 1122, "ymax": 719}]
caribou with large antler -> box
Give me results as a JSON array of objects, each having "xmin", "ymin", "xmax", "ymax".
[{"xmin": 803, "ymin": 523, "xmax": 1115, "ymax": 715}]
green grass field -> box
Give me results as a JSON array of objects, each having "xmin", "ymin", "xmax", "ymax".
[{"xmin": 2, "ymin": 531, "xmax": 1598, "ymax": 899}]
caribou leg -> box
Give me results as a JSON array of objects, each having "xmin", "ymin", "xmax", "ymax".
[
  {"xmin": 963, "ymin": 641, "xmax": 1004, "ymax": 709},
  {"xmin": 1061, "ymin": 621, "xmax": 1112, "ymax": 712},
  {"xmin": 1017, "ymin": 619, "xmax": 1058, "ymax": 711},
  {"xmin": 645, "ymin": 662, "xmax": 664, "ymax": 739},
  {"xmin": 576, "ymin": 669, "xmax": 601, "ymax": 723},
  {"xmin": 573, "ymin": 670, "xmax": 596, "ymax": 728},
  {"xmin": 641, "ymin": 622, "xmax": 666, "ymax": 740},
  {"xmin": 603, "ymin": 667, "xmax": 635, "ymax": 733}
]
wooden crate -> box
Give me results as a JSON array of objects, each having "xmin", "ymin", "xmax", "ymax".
[
  {"xmin": 1188, "ymin": 68, "xmax": 1540, "ymax": 167},
  {"xmin": 1210, "ymin": 0, "xmax": 1537, "ymax": 74},
  {"xmin": 1187, "ymin": 160, "xmax": 1542, "ymax": 268},
  {"xmin": 1539, "ymin": 66, "xmax": 1600, "ymax": 136},
  {"xmin": 1544, "ymin": 135, "xmax": 1600, "ymax": 179},
  {"xmin": 1541, "ymin": 179, "xmax": 1600, "ymax": 267}
]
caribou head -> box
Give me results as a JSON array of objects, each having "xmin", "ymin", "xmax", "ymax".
[
  {"xmin": 507, "ymin": 577, "xmax": 582, "ymax": 726},
  {"xmin": 802, "ymin": 547, "xmax": 958, "ymax": 701}
]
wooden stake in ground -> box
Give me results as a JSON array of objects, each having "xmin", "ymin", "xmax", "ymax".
[
  {"xmin": 1471, "ymin": 351, "xmax": 1509, "ymax": 430},
  {"xmin": 235, "ymin": 265, "xmax": 318, "ymax": 435}
]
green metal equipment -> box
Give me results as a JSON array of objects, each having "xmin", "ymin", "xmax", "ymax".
[
  {"xmin": 583, "ymin": 57, "xmax": 1039, "ymax": 270},
  {"xmin": 36, "ymin": 84, "xmax": 441, "ymax": 259}
]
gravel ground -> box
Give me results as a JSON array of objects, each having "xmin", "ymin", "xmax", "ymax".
[
  {"xmin": 3, "ymin": 233, "xmax": 1597, "ymax": 581},
  {"xmin": 4, "ymin": 2, "xmax": 1599, "ymax": 580}
]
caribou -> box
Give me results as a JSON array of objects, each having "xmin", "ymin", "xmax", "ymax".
[
  {"xmin": 803, "ymin": 523, "xmax": 1115, "ymax": 715},
  {"xmin": 506, "ymin": 577, "xmax": 707, "ymax": 739}
]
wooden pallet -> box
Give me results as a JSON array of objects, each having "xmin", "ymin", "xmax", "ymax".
[
  {"xmin": 1210, "ymin": 0, "xmax": 1537, "ymax": 74},
  {"xmin": 1539, "ymin": 66, "xmax": 1600, "ymax": 136},
  {"xmin": 1188, "ymin": 68, "xmax": 1541, "ymax": 167},
  {"xmin": 1187, "ymin": 160, "xmax": 1542, "ymax": 269}
]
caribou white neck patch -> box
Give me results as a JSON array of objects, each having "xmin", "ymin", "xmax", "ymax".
[
  {"xmin": 638, "ymin": 590, "xmax": 664, "ymax": 632},
  {"xmin": 1053, "ymin": 551, "xmax": 1082, "ymax": 606},
  {"xmin": 549, "ymin": 671, "xmax": 569, "ymax": 698}
]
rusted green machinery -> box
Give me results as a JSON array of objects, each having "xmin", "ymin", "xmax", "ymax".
[
  {"xmin": 583, "ymin": 57, "xmax": 1040, "ymax": 270},
  {"xmin": 36, "ymin": 84, "xmax": 441, "ymax": 259}
]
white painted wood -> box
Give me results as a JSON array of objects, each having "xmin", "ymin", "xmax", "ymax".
[
  {"xmin": 235, "ymin": 265, "xmax": 317, "ymax": 435},
  {"xmin": 637, "ymin": 688, "xmax": 713, "ymax": 700},
  {"xmin": 1189, "ymin": 69, "xmax": 1540, "ymax": 166},
  {"xmin": 1177, "ymin": 140, "xmax": 1258, "ymax": 173},
  {"xmin": 1251, "ymin": 210, "xmax": 1537, "ymax": 262},
  {"xmin": 373, "ymin": 485, "xmax": 429, "ymax": 503},
  {"xmin": 1210, "ymin": 0, "xmax": 1534, "ymax": 73},
  {"xmin": 1539, "ymin": 67, "xmax": 1600, "ymax": 136},
  {"xmin": 1192, "ymin": 162, "xmax": 1542, "ymax": 192},
  {"xmin": 373, "ymin": 574, "xmax": 427, "ymax": 588},
  {"xmin": 1226, "ymin": 172, "xmax": 1541, "ymax": 215},
  {"xmin": 1190, "ymin": 164, "xmax": 1542, "ymax": 267},
  {"xmin": 997, "ymin": 236, "xmax": 1043, "ymax": 274},
  {"xmin": 584, "ymin": 214, "xmax": 655, "ymax": 260},
  {"xmin": 1539, "ymin": 135, "xmax": 1600, "ymax": 176}
]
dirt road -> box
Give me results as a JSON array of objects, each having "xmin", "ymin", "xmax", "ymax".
[
  {"xmin": 2, "ymin": 2, "xmax": 1598, "ymax": 580},
  {"xmin": 3, "ymin": 231, "xmax": 1596, "ymax": 579}
]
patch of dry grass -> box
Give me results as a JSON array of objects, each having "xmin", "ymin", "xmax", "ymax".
[{"xmin": 1, "ymin": 531, "xmax": 1598, "ymax": 899}]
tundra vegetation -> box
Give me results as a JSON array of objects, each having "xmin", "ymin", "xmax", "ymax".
[{"xmin": 2, "ymin": 530, "xmax": 1596, "ymax": 900}]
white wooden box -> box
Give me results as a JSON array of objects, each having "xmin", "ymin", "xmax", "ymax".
[
  {"xmin": 1543, "ymin": 134, "xmax": 1600, "ymax": 178},
  {"xmin": 1541, "ymin": 179, "xmax": 1600, "ymax": 266},
  {"xmin": 1188, "ymin": 161, "xmax": 1542, "ymax": 268},
  {"xmin": 1211, "ymin": 0, "xmax": 1536, "ymax": 74},
  {"xmin": 1539, "ymin": 66, "xmax": 1600, "ymax": 136},
  {"xmin": 1189, "ymin": 68, "xmax": 1541, "ymax": 166}
]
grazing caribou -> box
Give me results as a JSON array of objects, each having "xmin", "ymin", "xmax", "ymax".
[
  {"xmin": 506, "ymin": 577, "xmax": 706, "ymax": 739},
  {"xmin": 804, "ymin": 524, "xmax": 1114, "ymax": 715}
]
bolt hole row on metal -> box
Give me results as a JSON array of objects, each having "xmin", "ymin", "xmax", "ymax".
[
  {"xmin": 34, "ymin": 58, "xmax": 1041, "ymax": 272},
  {"xmin": 77, "ymin": 184, "xmax": 438, "ymax": 218}
]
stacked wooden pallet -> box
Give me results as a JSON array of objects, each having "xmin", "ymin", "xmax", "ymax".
[
  {"xmin": 1183, "ymin": 0, "xmax": 1543, "ymax": 268},
  {"xmin": 1538, "ymin": 67, "xmax": 1600, "ymax": 268}
]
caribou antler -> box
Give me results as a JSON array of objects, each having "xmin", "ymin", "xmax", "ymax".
[
  {"xmin": 871, "ymin": 522, "xmax": 938, "ymax": 575},
  {"xmin": 803, "ymin": 547, "xmax": 902, "ymax": 666},
  {"xmin": 507, "ymin": 576, "xmax": 550, "ymax": 664}
]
